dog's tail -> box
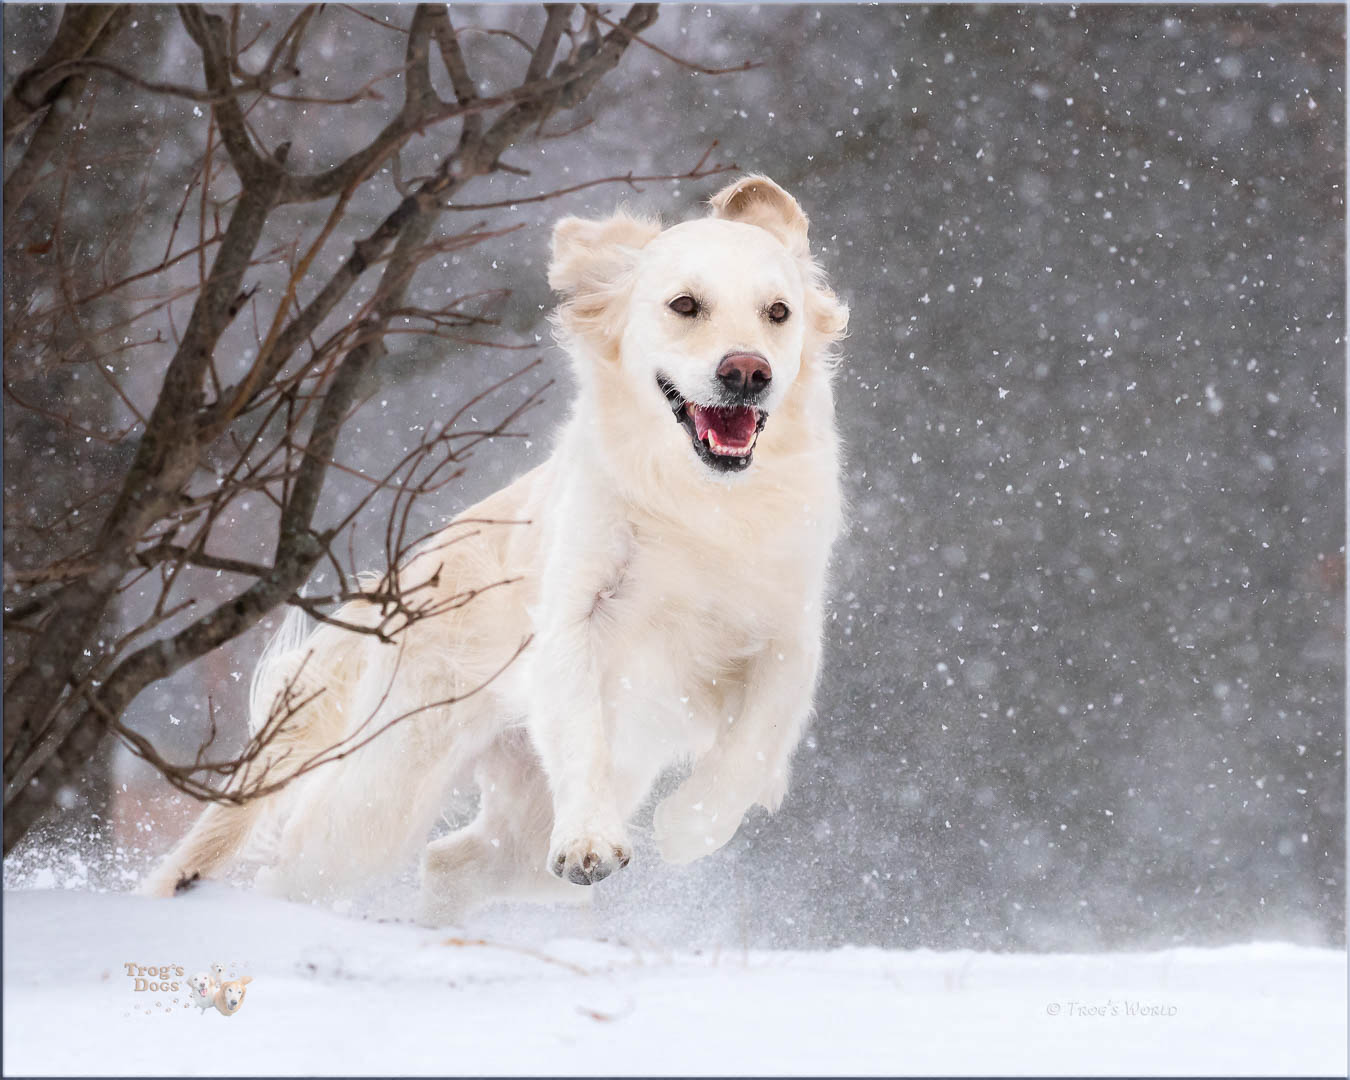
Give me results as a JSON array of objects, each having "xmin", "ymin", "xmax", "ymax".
[{"xmin": 139, "ymin": 601, "xmax": 370, "ymax": 898}]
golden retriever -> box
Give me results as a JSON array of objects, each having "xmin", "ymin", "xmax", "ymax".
[{"xmin": 143, "ymin": 175, "xmax": 848, "ymax": 924}]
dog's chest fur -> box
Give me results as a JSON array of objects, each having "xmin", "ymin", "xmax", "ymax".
[{"xmin": 584, "ymin": 476, "xmax": 836, "ymax": 761}]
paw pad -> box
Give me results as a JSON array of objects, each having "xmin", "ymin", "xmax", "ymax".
[{"xmin": 550, "ymin": 838, "xmax": 631, "ymax": 885}]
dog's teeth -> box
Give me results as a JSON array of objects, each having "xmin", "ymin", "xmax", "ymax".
[{"xmin": 703, "ymin": 427, "xmax": 758, "ymax": 457}]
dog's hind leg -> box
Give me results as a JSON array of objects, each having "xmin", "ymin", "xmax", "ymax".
[
  {"xmin": 418, "ymin": 728, "xmax": 584, "ymax": 925},
  {"xmin": 139, "ymin": 605, "xmax": 356, "ymax": 898},
  {"xmin": 256, "ymin": 705, "xmax": 493, "ymax": 903},
  {"xmin": 138, "ymin": 800, "xmax": 265, "ymax": 897}
]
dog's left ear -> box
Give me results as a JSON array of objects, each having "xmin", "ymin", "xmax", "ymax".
[
  {"xmin": 712, "ymin": 175, "xmax": 847, "ymax": 349},
  {"xmin": 708, "ymin": 175, "xmax": 810, "ymax": 257}
]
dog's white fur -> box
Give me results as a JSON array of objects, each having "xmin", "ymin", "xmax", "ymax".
[
  {"xmin": 186, "ymin": 972, "xmax": 216, "ymax": 1013},
  {"xmin": 142, "ymin": 175, "xmax": 847, "ymax": 923}
]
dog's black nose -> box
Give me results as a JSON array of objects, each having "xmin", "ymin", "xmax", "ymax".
[{"xmin": 717, "ymin": 353, "xmax": 772, "ymax": 395}]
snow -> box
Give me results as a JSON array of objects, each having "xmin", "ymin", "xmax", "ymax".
[{"xmin": 3, "ymin": 886, "xmax": 1344, "ymax": 1076}]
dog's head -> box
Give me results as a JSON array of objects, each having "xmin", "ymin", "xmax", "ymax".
[
  {"xmin": 187, "ymin": 973, "xmax": 212, "ymax": 998},
  {"xmin": 218, "ymin": 976, "xmax": 251, "ymax": 1013},
  {"xmin": 550, "ymin": 175, "xmax": 847, "ymax": 479}
]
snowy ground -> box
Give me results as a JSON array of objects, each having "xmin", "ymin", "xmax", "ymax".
[{"xmin": 2, "ymin": 885, "xmax": 1344, "ymax": 1076}]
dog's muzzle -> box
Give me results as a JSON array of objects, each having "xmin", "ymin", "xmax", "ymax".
[{"xmin": 657, "ymin": 373, "xmax": 768, "ymax": 473}]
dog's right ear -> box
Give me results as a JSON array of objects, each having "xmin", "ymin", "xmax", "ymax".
[
  {"xmin": 548, "ymin": 211, "xmax": 659, "ymax": 296},
  {"xmin": 549, "ymin": 210, "xmax": 660, "ymax": 347}
]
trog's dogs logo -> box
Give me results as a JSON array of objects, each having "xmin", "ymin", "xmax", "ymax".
[{"xmin": 123, "ymin": 961, "xmax": 253, "ymax": 1018}]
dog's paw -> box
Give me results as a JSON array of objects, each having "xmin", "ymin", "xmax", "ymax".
[
  {"xmin": 653, "ymin": 794, "xmax": 742, "ymax": 865},
  {"xmin": 137, "ymin": 865, "xmax": 194, "ymax": 899},
  {"xmin": 548, "ymin": 832, "xmax": 631, "ymax": 885}
]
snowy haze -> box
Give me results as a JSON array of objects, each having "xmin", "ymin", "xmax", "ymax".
[{"xmin": 3, "ymin": 0, "xmax": 1344, "ymax": 968}]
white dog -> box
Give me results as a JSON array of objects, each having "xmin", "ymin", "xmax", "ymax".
[
  {"xmin": 142, "ymin": 175, "xmax": 848, "ymax": 923},
  {"xmin": 186, "ymin": 971, "xmax": 216, "ymax": 1013}
]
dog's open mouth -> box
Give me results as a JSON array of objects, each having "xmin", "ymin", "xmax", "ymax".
[{"xmin": 657, "ymin": 375, "xmax": 767, "ymax": 473}]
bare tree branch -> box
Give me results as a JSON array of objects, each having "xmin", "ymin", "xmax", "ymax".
[
  {"xmin": 1, "ymin": 2, "xmax": 745, "ymax": 856},
  {"xmin": 3, "ymin": 5, "xmax": 130, "ymax": 230},
  {"xmin": 3, "ymin": 4, "xmax": 126, "ymax": 145}
]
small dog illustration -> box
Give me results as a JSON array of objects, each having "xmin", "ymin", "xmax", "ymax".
[
  {"xmin": 213, "ymin": 975, "xmax": 252, "ymax": 1017},
  {"xmin": 186, "ymin": 972, "xmax": 216, "ymax": 1014}
]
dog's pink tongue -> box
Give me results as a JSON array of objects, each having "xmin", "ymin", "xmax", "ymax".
[{"xmin": 691, "ymin": 404, "xmax": 757, "ymax": 448}]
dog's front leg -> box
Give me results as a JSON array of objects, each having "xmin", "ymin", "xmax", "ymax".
[
  {"xmin": 528, "ymin": 503, "xmax": 633, "ymax": 886},
  {"xmin": 654, "ymin": 630, "xmax": 822, "ymax": 865}
]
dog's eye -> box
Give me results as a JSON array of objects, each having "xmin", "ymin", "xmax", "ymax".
[
  {"xmin": 668, "ymin": 295, "xmax": 700, "ymax": 317},
  {"xmin": 767, "ymin": 301, "xmax": 790, "ymax": 324}
]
